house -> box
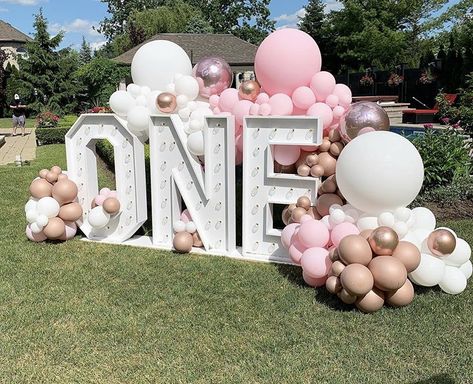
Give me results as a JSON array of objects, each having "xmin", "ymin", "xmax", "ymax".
[
  {"xmin": 0, "ymin": 20, "xmax": 31, "ymax": 68},
  {"xmin": 114, "ymin": 33, "xmax": 258, "ymax": 88}
]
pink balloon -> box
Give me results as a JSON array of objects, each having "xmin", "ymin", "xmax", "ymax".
[
  {"xmin": 310, "ymin": 71, "xmax": 336, "ymax": 102},
  {"xmin": 218, "ymin": 88, "xmax": 239, "ymax": 112},
  {"xmin": 269, "ymin": 93, "xmax": 294, "ymax": 116},
  {"xmin": 26, "ymin": 225, "xmax": 47, "ymax": 242},
  {"xmin": 325, "ymin": 94, "xmax": 339, "ymax": 108},
  {"xmin": 255, "ymin": 29, "xmax": 321, "ymax": 96},
  {"xmin": 62, "ymin": 221, "xmax": 77, "ymax": 240},
  {"xmin": 292, "ymin": 86, "xmax": 316, "ymax": 110},
  {"xmin": 303, "ymin": 271, "xmax": 327, "ymax": 287},
  {"xmin": 108, "ymin": 191, "xmax": 118, "ymax": 199},
  {"xmin": 288, "ymin": 236, "xmax": 306, "ymax": 264},
  {"xmin": 236, "ymin": 134, "xmax": 244, "ymax": 152},
  {"xmin": 292, "ymin": 106, "xmax": 308, "ymax": 115},
  {"xmin": 249, "ymin": 103, "xmax": 260, "ymax": 115},
  {"xmin": 332, "ymin": 105, "xmax": 346, "ymax": 119},
  {"xmin": 358, "ymin": 127, "xmax": 376, "ymax": 136},
  {"xmin": 100, "ymin": 187, "xmax": 111, "ymax": 196},
  {"xmin": 307, "ymin": 102, "xmax": 334, "ymax": 129},
  {"xmin": 209, "ymin": 95, "xmax": 220, "ymax": 108},
  {"xmin": 300, "ymin": 214, "xmax": 312, "ymax": 223},
  {"xmin": 235, "ymin": 149, "xmax": 243, "ymax": 165},
  {"xmin": 330, "ymin": 222, "xmax": 360, "ymax": 248},
  {"xmin": 95, "ymin": 195, "xmax": 106, "ymax": 206},
  {"xmin": 300, "ymin": 247, "xmax": 331, "ymax": 279},
  {"xmin": 232, "ymin": 100, "xmax": 253, "ymax": 126},
  {"xmin": 297, "ymin": 218, "xmax": 330, "ymax": 248},
  {"xmin": 212, "ymin": 107, "xmax": 221, "ymax": 114},
  {"xmin": 180, "ymin": 209, "xmax": 192, "ymax": 223},
  {"xmin": 259, "ymin": 103, "xmax": 271, "ymax": 116},
  {"xmin": 273, "ymin": 145, "xmax": 300, "ymax": 166},
  {"xmin": 281, "ymin": 223, "xmax": 299, "ymax": 249},
  {"xmin": 300, "ymin": 145, "xmax": 319, "ymax": 151},
  {"xmin": 235, "ymin": 123, "xmax": 243, "ymax": 137},
  {"xmin": 256, "ymin": 92, "xmax": 270, "ymax": 105},
  {"xmin": 332, "ymin": 84, "xmax": 352, "ymax": 107}
]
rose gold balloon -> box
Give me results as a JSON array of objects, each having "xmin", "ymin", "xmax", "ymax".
[
  {"xmin": 368, "ymin": 226, "xmax": 399, "ymax": 256},
  {"xmin": 274, "ymin": 162, "xmax": 296, "ymax": 174},
  {"xmin": 297, "ymin": 164, "xmax": 310, "ymax": 177},
  {"xmin": 318, "ymin": 152, "xmax": 337, "ymax": 177},
  {"xmin": 306, "ymin": 154, "xmax": 319, "ymax": 167},
  {"xmin": 368, "ymin": 256, "xmax": 407, "ymax": 291},
  {"xmin": 58, "ymin": 202, "xmax": 83, "ymax": 222},
  {"xmin": 385, "ymin": 279, "xmax": 414, "ymax": 307},
  {"xmin": 338, "ymin": 288, "xmax": 357, "ymax": 304},
  {"xmin": 326, "ymin": 275, "xmax": 342, "ymax": 294},
  {"xmin": 360, "ymin": 229, "xmax": 373, "ymax": 240},
  {"xmin": 427, "ymin": 229, "xmax": 456, "ymax": 256},
  {"xmin": 238, "ymin": 80, "xmax": 261, "ymax": 102},
  {"xmin": 307, "ymin": 207, "xmax": 322, "ymax": 220},
  {"xmin": 194, "ymin": 57, "xmax": 233, "ymax": 98},
  {"xmin": 29, "ymin": 179, "xmax": 53, "ymax": 199},
  {"xmin": 52, "ymin": 179, "xmax": 78, "ymax": 205},
  {"xmin": 316, "ymin": 193, "xmax": 343, "ymax": 217},
  {"xmin": 43, "ymin": 217, "xmax": 66, "ymax": 240},
  {"xmin": 296, "ymin": 196, "xmax": 311, "ymax": 210},
  {"xmin": 329, "ymin": 247, "xmax": 339, "ymax": 262},
  {"xmin": 193, "ymin": 232, "xmax": 203, "ymax": 247},
  {"xmin": 319, "ymin": 138, "xmax": 331, "ymax": 152},
  {"xmin": 320, "ymin": 176, "xmax": 337, "ymax": 193},
  {"xmin": 340, "ymin": 263, "xmax": 374, "ymax": 296},
  {"xmin": 103, "ymin": 197, "xmax": 121, "ymax": 215},
  {"xmin": 46, "ymin": 171, "xmax": 58, "ymax": 183},
  {"xmin": 328, "ymin": 129, "xmax": 341, "ymax": 142},
  {"xmin": 287, "ymin": 204, "xmax": 297, "ymax": 215},
  {"xmin": 173, "ymin": 232, "xmax": 193, "ymax": 253},
  {"xmin": 392, "ymin": 241, "xmax": 421, "ymax": 273},
  {"xmin": 329, "ymin": 142, "xmax": 344, "ymax": 157},
  {"xmin": 331, "ymin": 260, "xmax": 346, "ymax": 277},
  {"xmin": 50, "ymin": 165, "xmax": 62, "ymax": 174},
  {"xmin": 356, "ymin": 287, "xmax": 385, "ymax": 313},
  {"xmin": 338, "ymin": 234, "xmax": 373, "ymax": 266},
  {"xmin": 291, "ymin": 207, "xmax": 307, "ymax": 223},
  {"xmin": 310, "ymin": 164, "xmax": 324, "ymax": 178},
  {"xmin": 39, "ymin": 169, "xmax": 49, "ymax": 179},
  {"xmin": 156, "ymin": 92, "xmax": 177, "ymax": 113},
  {"xmin": 339, "ymin": 102, "xmax": 390, "ymax": 142}
]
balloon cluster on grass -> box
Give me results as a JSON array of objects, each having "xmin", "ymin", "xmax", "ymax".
[
  {"xmin": 87, "ymin": 188, "xmax": 121, "ymax": 229},
  {"xmin": 172, "ymin": 209, "xmax": 203, "ymax": 253},
  {"xmin": 25, "ymin": 166, "xmax": 82, "ymax": 242}
]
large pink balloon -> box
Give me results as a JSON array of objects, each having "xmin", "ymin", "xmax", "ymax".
[
  {"xmin": 297, "ymin": 219, "xmax": 330, "ymax": 249},
  {"xmin": 255, "ymin": 29, "xmax": 322, "ymax": 96},
  {"xmin": 292, "ymin": 86, "xmax": 316, "ymax": 110},
  {"xmin": 281, "ymin": 223, "xmax": 299, "ymax": 249},
  {"xmin": 330, "ymin": 222, "xmax": 360, "ymax": 247},
  {"xmin": 307, "ymin": 102, "xmax": 334, "ymax": 129},
  {"xmin": 232, "ymin": 100, "xmax": 253, "ymax": 126},
  {"xmin": 310, "ymin": 71, "xmax": 336, "ymax": 102},
  {"xmin": 273, "ymin": 145, "xmax": 300, "ymax": 166},
  {"xmin": 269, "ymin": 93, "xmax": 294, "ymax": 116},
  {"xmin": 301, "ymin": 247, "xmax": 331, "ymax": 279},
  {"xmin": 218, "ymin": 88, "xmax": 239, "ymax": 112}
]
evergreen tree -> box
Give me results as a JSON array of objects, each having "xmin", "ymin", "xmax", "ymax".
[{"xmin": 79, "ymin": 36, "xmax": 93, "ymax": 65}]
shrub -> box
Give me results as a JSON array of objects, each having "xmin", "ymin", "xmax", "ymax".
[
  {"xmin": 412, "ymin": 177, "xmax": 473, "ymax": 207},
  {"xmin": 412, "ymin": 128, "xmax": 471, "ymax": 192},
  {"xmin": 36, "ymin": 127, "xmax": 69, "ymax": 145},
  {"xmin": 36, "ymin": 111, "xmax": 60, "ymax": 128}
]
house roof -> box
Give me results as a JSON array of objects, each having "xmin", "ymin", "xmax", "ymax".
[
  {"xmin": 114, "ymin": 33, "xmax": 257, "ymax": 72},
  {"xmin": 0, "ymin": 20, "xmax": 31, "ymax": 43}
]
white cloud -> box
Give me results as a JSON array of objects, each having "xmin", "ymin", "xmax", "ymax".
[
  {"xmin": 90, "ymin": 40, "xmax": 106, "ymax": 51},
  {"xmin": 0, "ymin": 0, "xmax": 40, "ymax": 5},
  {"xmin": 324, "ymin": 0, "xmax": 343, "ymax": 13},
  {"xmin": 274, "ymin": 1, "xmax": 344, "ymax": 28},
  {"xmin": 49, "ymin": 18, "xmax": 101, "ymax": 37},
  {"xmin": 274, "ymin": 8, "xmax": 306, "ymax": 24}
]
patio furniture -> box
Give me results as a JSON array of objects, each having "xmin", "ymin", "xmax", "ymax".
[{"xmin": 402, "ymin": 94, "xmax": 457, "ymax": 124}]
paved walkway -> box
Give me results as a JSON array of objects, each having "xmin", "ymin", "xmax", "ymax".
[{"xmin": 0, "ymin": 128, "xmax": 36, "ymax": 165}]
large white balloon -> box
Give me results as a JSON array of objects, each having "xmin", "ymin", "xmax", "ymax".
[
  {"xmin": 109, "ymin": 90, "xmax": 136, "ymax": 116},
  {"xmin": 336, "ymin": 131, "xmax": 424, "ymax": 214},
  {"xmin": 131, "ymin": 40, "xmax": 192, "ymax": 91},
  {"xmin": 37, "ymin": 197, "xmax": 60, "ymax": 218},
  {"xmin": 88, "ymin": 206, "xmax": 110, "ymax": 229},
  {"xmin": 409, "ymin": 253, "xmax": 445, "ymax": 287},
  {"xmin": 443, "ymin": 238, "xmax": 471, "ymax": 267},
  {"xmin": 439, "ymin": 266, "xmax": 467, "ymax": 294}
]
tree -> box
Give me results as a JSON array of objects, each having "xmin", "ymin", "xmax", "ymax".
[{"xmin": 79, "ymin": 36, "xmax": 92, "ymax": 65}]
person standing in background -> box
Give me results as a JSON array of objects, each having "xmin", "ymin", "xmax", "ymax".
[{"xmin": 10, "ymin": 94, "xmax": 27, "ymax": 137}]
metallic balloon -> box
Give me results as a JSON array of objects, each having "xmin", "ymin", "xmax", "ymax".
[
  {"xmin": 339, "ymin": 101, "xmax": 390, "ymax": 142},
  {"xmin": 194, "ymin": 57, "xmax": 233, "ymax": 98},
  {"xmin": 156, "ymin": 92, "xmax": 177, "ymax": 113},
  {"xmin": 239, "ymin": 80, "xmax": 261, "ymax": 102},
  {"xmin": 427, "ymin": 229, "xmax": 456, "ymax": 256},
  {"xmin": 368, "ymin": 226, "xmax": 399, "ymax": 255}
]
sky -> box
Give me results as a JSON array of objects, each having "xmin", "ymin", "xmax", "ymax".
[{"xmin": 0, "ymin": 0, "xmax": 344, "ymax": 50}]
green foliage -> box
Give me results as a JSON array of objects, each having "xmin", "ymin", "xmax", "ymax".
[
  {"xmin": 35, "ymin": 127, "xmax": 69, "ymax": 145},
  {"xmin": 79, "ymin": 37, "xmax": 93, "ymax": 66},
  {"xmin": 414, "ymin": 176, "xmax": 473, "ymax": 206},
  {"xmin": 412, "ymin": 129, "xmax": 472, "ymax": 191}
]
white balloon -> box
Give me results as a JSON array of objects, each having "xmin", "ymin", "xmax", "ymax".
[
  {"xmin": 459, "ymin": 260, "xmax": 473, "ymax": 279},
  {"xmin": 329, "ymin": 204, "xmax": 343, "ymax": 215},
  {"xmin": 140, "ymin": 86, "xmax": 151, "ymax": 97},
  {"xmin": 443, "ymin": 238, "xmax": 471, "ymax": 267},
  {"xmin": 393, "ymin": 221, "xmax": 409, "ymax": 238},
  {"xmin": 409, "ymin": 253, "xmax": 445, "ymax": 287},
  {"xmin": 378, "ymin": 212, "xmax": 395, "ymax": 227},
  {"xmin": 26, "ymin": 209, "xmax": 38, "ymax": 224},
  {"xmin": 135, "ymin": 95, "xmax": 148, "ymax": 107},
  {"xmin": 36, "ymin": 214, "xmax": 49, "ymax": 227},
  {"xmin": 344, "ymin": 208, "xmax": 359, "ymax": 222},
  {"xmin": 25, "ymin": 199, "xmax": 38, "ymax": 213},
  {"xmin": 147, "ymin": 90, "xmax": 161, "ymax": 114},
  {"xmin": 131, "ymin": 40, "xmax": 192, "ymax": 91},
  {"xmin": 30, "ymin": 222, "xmax": 43, "ymax": 234},
  {"xmin": 336, "ymin": 132, "xmax": 424, "ymax": 214},
  {"xmin": 175, "ymin": 75, "xmax": 199, "ymax": 100},
  {"xmin": 37, "ymin": 197, "xmax": 60, "ymax": 218},
  {"xmin": 188, "ymin": 101, "xmax": 197, "ymax": 111},
  {"xmin": 127, "ymin": 106, "xmax": 150, "ymax": 133},
  {"xmin": 166, "ymin": 83, "xmax": 176, "ymax": 94},
  {"xmin": 185, "ymin": 221, "xmax": 197, "ymax": 234},
  {"xmin": 189, "ymin": 119, "xmax": 204, "ymax": 132},
  {"xmin": 320, "ymin": 215, "xmax": 332, "ymax": 230},
  {"xmin": 356, "ymin": 215, "xmax": 378, "ymax": 231},
  {"xmin": 176, "ymin": 94, "xmax": 189, "ymax": 108},
  {"xmin": 413, "ymin": 228, "xmax": 431, "ymax": 243},
  {"xmin": 127, "ymin": 83, "xmax": 142, "ymax": 98},
  {"xmin": 88, "ymin": 206, "xmax": 110, "ymax": 229},
  {"xmin": 394, "ymin": 207, "xmax": 411, "ymax": 222},
  {"xmin": 411, "ymin": 207, "xmax": 436, "ymax": 231},
  {"xmin": 329, "ymin": 209, "xmax": 345, "ymax": 226},
  {"xmin": 178, "ymin": 107, "xmax": 191, "ymax": 121},
  {"xmin": 173, "ymin": 220, "xmax": 186, "ymax": 233},
  {"xmin": 187, "ymin": 131, "xmax": 205, "ymax": 156},
  {"xmin": 109, "ymin": 90, "xmax": 136, "ymax": 116},
  {"xmin": 439, "ymin": 266, "xmax": 467, "ymax": 294},
  {"xmin": 402, "ymin": 232, "xmax": 422, "ymax": 251}
]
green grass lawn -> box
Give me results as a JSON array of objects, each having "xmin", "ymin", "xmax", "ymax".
[
  {"xmin": 0, "ymin": 144, "xmax": 472, "ymax": 383},
  {"xmin": 0, "ymin": 117, "xmax": 36, "ymax": 129}
]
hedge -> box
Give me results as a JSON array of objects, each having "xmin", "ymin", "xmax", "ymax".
[{"xmin": 36, "ymin": 127, "xmax": 70, "ymax": 145}]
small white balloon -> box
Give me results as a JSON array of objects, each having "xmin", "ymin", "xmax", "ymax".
[
  {"xmin": 175, "ymin": 75, "xmax": 200, "ymax": 100},
  {"xmin": 344, "ymin": 208, "xmax": 359, "ymax": 222},
  {"xmin": 109, "ymin": 90, "xmax": 136, "ymax": 116},
  {"xmin": 393, "ymin": 221, "xmax": 409, "ymax": 238},
  {"xmin": 356, "ymin": 215, "xmax": 378, "ymax": 231},
  {"xmin": 37, "ymin": 197, "xmax": 60, "ymax": 218},
  {"xmin": 173, "ymin": 220, "xmax": 186, "ymax": 233},
  {"xmin": 411, "ymin": 207, "xmax": 436, "ymax": 231},
  {"xmin": 166, "ymin": 83, "xmax": 176, "ymax": 94},
  {"xmin": 178, "ymin": 107, "xmax": 191, "ymax": 121},
  {"xmin": 140, "ymin": 86, "xmax": 151, "ymax": 97},
  {"xmin": 439, "ymin": 266, "xmax": 467, "ymax": 294},
  {"xmin": 320, "ymin": 215, "xmax": 332, "ymax": 230},
  {"xmin": 127, "ymin": 106, "xmax": 150, "ymax": 133},
  {"xmin": 187, "ymin": 131, "xmax": 205, "ymax": 156},
  {"xmin": 25, "ymin": 199, "xmax": 38, "ymax": 213},
  {"xmin": 135, "ymin": 95, "xmax": 148, "ymax": 107},
  {"xmin": 459, "ymin": 260, "xmax": 473, "ymax": 279},
  {"xmin": 127, "ymin": 83, "xmax": 142, "ymax": 98},
  {"xmin": 443, "ymin": 238, "xmax": 471, "ymax": 267},
  {"xmin": 88, "ymin": 206, "xmax": 110, "ymax": 229},
  {"xmin": 26, "ymin": 209, "xmax": 38, "ymax": 224},
  {"xmin": 36, "ymin": 214, "xmax": 49, "ymax": 227},
  {"xmin": 402, "ymin": 232, "xmax": 422, "ymax": 251},
  {"xmin": 30, "ymin": 222, "xmax": 43, "ymax": 234},
  {"xmin": 176, "ymin": 94, "xmax": 189, "ymax": 108},
  {"xmin": 147, "ymin": 90, "xmax": 162, "ymax": 114},
  {"xmin": 185, "ymin": 221, "xmax": 197, "ymax": 234},
  {"xmin": 329, "ymin": 204, "xmax": 343, "ymax": 215},
  {"xmin": 394, "ymin": 207, "xmax": 411, "ymax": 222},
  {"xmin": 378, "ymin": 212, "xmax": 395, "ymax": 227},
  {"xmin": 409, "ymin": 253, "xmax": 445, "ymax": 287},
  {"xmin": 189, "ymin": 119, "xmax": 204, "ymax": 132},
  {"xmin": 413, "ymin": 228, "xmax": 431, "ymax": 243},
  {"xmin": 329, "ymin": 209, "xmax": 345, "ymax": 226},
  {"xmin": 188, "ymin": 101, "xmax": 197, "ymax": 111}
]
